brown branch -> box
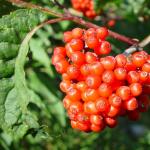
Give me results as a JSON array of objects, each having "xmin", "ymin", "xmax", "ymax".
[{"xmin": 8, "ymin": 0, "xmax": 138, "ymax": 45}]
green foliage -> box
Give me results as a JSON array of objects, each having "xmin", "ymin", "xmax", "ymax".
[{"xmin": 0, "ymin": 0, "xmax": 150, "ymax": 150}]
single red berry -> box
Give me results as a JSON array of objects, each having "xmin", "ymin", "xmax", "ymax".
[
  {"xmin": 96, "ymin": 27, "xmax": 108, "ymax": 40},
  {"xmin": 107, "ymin": 106, "xmax": 120, "ymax": 117},
  {"xmin": 53, "ymin": 47, "xmax": 66, "ymax": 56},
  {"xmin": 84, "ymin": 101, "xmax": 99, "ymax": 115},
  {"xmin": 64, "ymin": 31, "xmax": 73, "ymax": 42},
  {"xmin": 114, "ymin": 68, "xmax": 127, "ymax": 80},
  {"xmin": 102, "ymin": 70, "xmax": 115, "ymax": 84},
  {"xmin": 130, "ymin": 83, "xmax": 142, "ymax": 96},
  {"xmin": 127, "ymin": 71, "xmax": 140, "ymax": 84},
  {"xmin": 70, "ymin": 51, "xmax": 85, "ymax": 65},
  {"xmin": 67, "ymin": 65, "xmax": 80, "ymax": 79},
  {"xmin": 55, "ymin": 59, "xmax": 69, "ymax": 74},
  {"xmin": 52, "ymin": 54, "xmax": 64, "ymax": 65},
  {"xmin": 105, "ymin": 117, "xmax": 117, "ymax": 128},
  {"xmin": 98, "ymin": 83, "xmax": 112, "ymax": 98},
  {"xmin": 72, "ymin": 28, "xmax": 83, "ymax": 39},
  {"xmin": 67, "ymin": 87, "xmax": 81, "ymax": 102},
  {"xmin": 85, "ymin": 52, "xmax": 98, "ymax": 63},
  {"xmin": 70, "ymin": 39, "xmax": 84, "ymax": 51},
  {"xmin": 116, "ymin": 86, "xmax": 131, "ymax": 100},
  {"xmin": 142, "ymin": 63, "xmax": 150, "ymax": 72},
  {"xmin": 123, "ymin": 97, "xmax": 138, "ymax": 111},
  {"xmin": 132, "ymin": 52, "xmax": 146, "ymax": 67},
  {"xmin": 76, "ymin": 81, "xmax": 88, "ymax": 92},
  {"xmin": 90, "ymin": 62, "xmax": 104, "ymax": 76},
  {"xmin": 115, "ymin": 54, "xmax": 127, "ymax": 67},
  {"xmin": 109, "ymin": 94, "xmax": 122, "ymax": 108},
  {"xmin": 101, "ymin": 56, "xmax": 116, "ymax": 70},
  {"xmin": 90, "ymin": 115, "xmax": 103, "ymax": 125},
  {"xmin": 86, "ymin": 36, "xmax": 99, "ymax": 49},
  {"xmin": 82, "ymin": 88, "xmax": 99, "ymax": 101},
  {"xmin": 95, "ymin": 97, "xmax": 109, "ymax": 112},
  {"xmin": 86, "ymin": 74, "xmax": 101, "ymax": 89},
  {"xmin": 69, "ymin": 101, "xmax": 83, "ymax": 114},
  {"xmin": 80, "ymin": 64, "xmax": 90, "ymax": 76}
]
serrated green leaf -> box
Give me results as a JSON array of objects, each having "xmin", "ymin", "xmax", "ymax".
[{"xmin": 0, "ymin": 9, "xmax": 47, "ymax": 139}]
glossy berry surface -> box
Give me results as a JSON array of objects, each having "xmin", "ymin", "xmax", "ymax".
[{"xmin": 52, "ymin": 27, "xmax": 150, "ymax": 133}]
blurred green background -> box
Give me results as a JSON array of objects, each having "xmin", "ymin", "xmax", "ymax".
[{"xmin": 0, "ymin": 0, "xmax": 150, "ymax": 149}]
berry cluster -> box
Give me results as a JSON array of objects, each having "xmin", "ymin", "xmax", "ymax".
[
  {"xmin": 71, "ymin": 0, "xmax": 98, "ymax": 18},
  {"xmin": 52, "ymin": 27, "xmax": 150, "ymax": 132}
]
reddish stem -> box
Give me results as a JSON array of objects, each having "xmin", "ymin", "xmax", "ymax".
[{"xmin": 8, "ymin": 0, "xmax": 138, "ymax": 45}]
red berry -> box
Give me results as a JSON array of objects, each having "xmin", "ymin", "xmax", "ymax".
[
  {"xmin": 109, "ymin": 94, "xmax": 122, "ymax": 108},
  {"xmin": 70, "ymin": 51, "xmax": 85, "ymax": 65},
  {"xmin": 130, "ymin": 83, "xmax": 142, "ymax": 96},
  {"xmin": 96, "ymin": 27, "xmax": 108, "ymax": 40},
  {"xmin": 98, "ymin": 83, "xmax": 112, "ymax": 98},
  {"xmin": 70, "ymin": 39, "xmax": 84, "ymax": 51},
  {"xmin": 101, "ymin": 56, "xmax": 116, "ymax": 70},
  {"xmin": 86, "ymin": 75, "xmax": 101, "ymax": 89},
  {"xmin": 116, "ymin": 86, "xmax": 131, "ymax": 100},
  {"xmin": 95, "ymin": 97, "xmax": 109, "ymax": 112}
]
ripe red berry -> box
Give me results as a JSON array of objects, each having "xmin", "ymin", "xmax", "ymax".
[
  {"xmin": 105, "ymin": 117, "xmax": 117, "ymax": 128},
  {"xmin": 90, "ymin": 115, "xmax": 103, "ymax": 125},
  {"xmin": 98, "ymin": 83, "xmax": 112, "ymax": 98},
  {"xmin": 67, "ymin": 87, "xmax": 81, "ymax": 101},
  {"xmin": 72, "ymin": 28, "xmax": 83, "ymax": 39},
  {"xmin": 64, "ymin": 31, "xmax": 73, "ymax": 42},
  {"xmin": 95, "ymin": 97, "xmax": 109, "ymax": 112},
  {"xmin": 70, "ymin": 39, "xmax": 84, "ymax": 51},
  {"xmin": 130, "ymin": 83, "xmax": 142, "ymax": 96},
  {"xmin": 101, "ymin": 56, "xmax": 116, "ymax": 70},
  {"xmin": 54, "ymin": 47, "xmax": 66, "ymax": 56},
  {"xmin": 70, "ymin": 51, "xmax": 85, "ymax": 65},
  {"xmin": 67, "ymin": 65, "xmax": 80, "ymax": 79},
  {"xmin": 86, "ymin": 75, "xmax": 101, "ymax": 89},
  {"xmin": 84, "ymin": 101, "xmax": 99, "ymax": 115},
  {"xmin": 127, "ymin": 71, "xmax": 140, "ymax": 84},
  {"xmin": 86, "ymin": 36, "xmax": 99, "ymax": 49},
  {"xmin": 114, "ymin": 68, "xmax": 127, "ymax": 80},
  {"xmin": 96, "ymin": 27, "xmax": 108, "ymax": 40},
  {"xmin": 109, "ymin": 94, "xmax": 122, "ymax": 108},
  {"xmin": 107, "ymin": 106, "xmax": 120, "ymax": 117},
  {"xmin": 69, "ymin": 101, "xmax": 83, "ymax": 114},
  {"xmin": 115, "ymin": 54, "xmax": 127, "ymax": 67},
  {"xmin": 55, "ymin": 59, "xmax": 69, "ymax": 74},
  {"xmin": 82, "ymin": 88, "xmax": 99, "ymax": 101},
  {"xmin": 132, "ymin": 52, "xmax": 146, "ymax": 67},
  {"xmin": 85, "ymin": 52, "xmax": 98, "ymax": 63},
  {"xmin": 102, "ymin": 70, "xmax": 115, "ymax": 84},
  {"xmin": 142, "ymin": 63, "xmax": 150, "ymax": 72},
  {"xmin": 123, "ymin": 97, "xmax": 138, "ymax": 111},
  {"xmin": 116, "ymin": 86, "xmax": 131, "ymax": 100},
  {"xmin": 89, "ymin": 61, "xmax": 104, "ymax": 76},
  {"xmin": 52, "ymin": 54, "xmax": 64, "ymax": 65}
]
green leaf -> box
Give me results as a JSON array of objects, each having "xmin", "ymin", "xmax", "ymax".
[
  {"xmin": 93, "ymin": 0, "xmax": 110, "ymax": 13},
  {"xmin": 0, "ymin": 9, "xmax": 47, "ymax": 139}
]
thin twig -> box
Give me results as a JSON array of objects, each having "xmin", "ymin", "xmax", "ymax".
[
  {"xmin": 123, "ymin": 35, "xmax": 150, "ymax": 55},
  {"xmin": 139, "ymin": 35, "xmax": 150, "ymax": 47},
  {"xmin": 8, "ymin": 0, "xmax": 138, "ymax": 45}
]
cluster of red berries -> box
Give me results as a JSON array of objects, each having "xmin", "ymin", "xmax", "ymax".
[
  {"xmin": 71, "ymin": 0, "xmax": 98, "ymax": 18},
  {"xmin": 52, "ymin": 27, "xmax": 150, "ymax": 132}
]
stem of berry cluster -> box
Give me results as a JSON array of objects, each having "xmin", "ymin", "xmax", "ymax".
[{"xmin": 8, "ymin": 0, "xmax": 149, "ymax": 51}]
